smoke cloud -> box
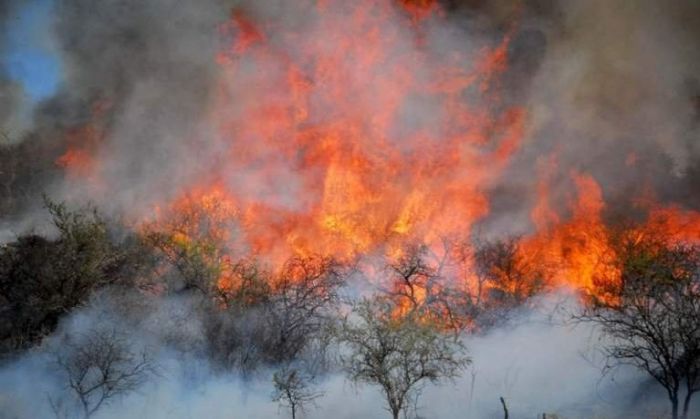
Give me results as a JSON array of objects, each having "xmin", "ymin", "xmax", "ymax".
[
  {"xmin": 1, "ymin": 0, "xmax": 699, "ymax": 418},
  {"xmin": 0, "ymin": 0, "xmax": 698, "ymax": 227}
]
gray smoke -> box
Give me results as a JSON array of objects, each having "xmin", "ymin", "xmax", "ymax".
[
  {"xmin": 1, "ymin": 1, "xmax": 699, "ymax": 418},
  {"xmin": 480, "ymin": 0, "xmax": 700, "ymax": 236},
  {"xmin": 1, "ymin": 0, "xmax": 698, "ymax": 225},
  {"xmin": 0, "ymin": 289, "xmax": 674, "ymax": 418}
]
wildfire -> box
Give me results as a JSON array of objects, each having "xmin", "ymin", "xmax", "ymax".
[
  {"xmin": 56, "ymin": 100, "xmax": 111, "ymax": 186},
  {"xmin": 59, "ymin": 0, "xmax": 700, "ymax": 305},
  {"xmin": 197, "ymin": 0, "xmax": 524, "ymax": 267},
  {"xmin": 56, "ymin": 125, "xmax": 102, "ymax": 180}
]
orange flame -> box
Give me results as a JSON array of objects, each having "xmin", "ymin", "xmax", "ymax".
[
  {"xmin": 59, "ymin": 0, "xmax": 700, "ymax": 307},
  {"xmin": 56, "ymin": 100, "xmax": 110, "ymax": 183},
  {"xmin": 157, "ymin": 0, "xmax": 526, "ymax": 273}
]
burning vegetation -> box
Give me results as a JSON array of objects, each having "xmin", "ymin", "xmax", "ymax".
[{"xmin": 1, "ymin": 0, "xmax": 699, "ymax": 418}]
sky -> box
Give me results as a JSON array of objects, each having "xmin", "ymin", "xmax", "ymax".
[{"xmin": 3, "ymin": 0, "xmax": 61, "ymax": 103}]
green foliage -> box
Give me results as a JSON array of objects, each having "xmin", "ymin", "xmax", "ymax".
[
  {"xmin": 0, "ymin": 200, "xmax": 150, "ymax": 355},
  {"xmin": 144, "ymin": 228, "xmax": 222, "ymax": 295},
  {"xmin": 337, "ymin": 298, "xmax": 470, "ymax": 419}
]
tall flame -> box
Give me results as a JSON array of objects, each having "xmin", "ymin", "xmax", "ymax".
[
  {"xmin": 58, "ymin": 0, "xmax": 700, "ymax": 301},
  {"xmin": 186, "ymin": 0, "xmax": 525, "ymax": 268}
]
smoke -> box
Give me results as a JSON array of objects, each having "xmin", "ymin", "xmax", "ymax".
[
  {"xmin": 521, "ymin": 0, "xmax": 700, "ymax": 201},
  {"xmin": 0, "ymin": 289, "xmax": 674, "ymax": 418},
  {"xmin": 1, "ymin": 0, "xmax": 699, "ymax": 417},
  {"xmin": 0, "ymin": 0, "xmax": 697, "ymax": 227},
  {"xmin": 477, "ymin": 0, "xmax": 700, "ymax": 237}
]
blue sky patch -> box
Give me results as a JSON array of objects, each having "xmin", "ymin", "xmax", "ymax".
[{"xmin": 4, "ymin": 0, "xmax": 61, "ymax": 103}]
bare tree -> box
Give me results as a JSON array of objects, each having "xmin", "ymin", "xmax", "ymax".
[
  {"xmin": 206, "ymin": 255, "xmax": 343, "ymax": 373},
  {"xmin": 337, "ymin": 298, "xmax": 470, "ymax": 419},
  {"xmin": 385, "ymin": 244, "xmax": 434, "ymax": 311},
  {"xmin": 473, "ymin": 236, "xmax": 545, "ymax": 323},
  {"xmin": 218, "ymin": 258, "xmax": 271, "ymax": 307},
  {"xmin": 265, "ymin": 256, "xmax": 344, "ymax": 363},
  {"xmin": 272, "ymin": 366, "xmax": 323, "ymax": 419},
  {"xmin": 577, "ymin": 240, "xmax": 700, "ymax": 419},
  {"xmin": 382, "ymin": 241, "xmax": 472, "ymax": 331},
  {"xmin": 50, "ymin": 328, "xmax": 157, "ymax": 419},
  {"xmin": 381, "ymin": 237, "xmax": 545, "ymax": 333}
]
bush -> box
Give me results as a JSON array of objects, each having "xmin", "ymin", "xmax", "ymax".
[{"xmin": 0, "ymin": 201, "xmax": 151, "ymax": 356}]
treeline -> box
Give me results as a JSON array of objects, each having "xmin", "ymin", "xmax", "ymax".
[{"xmin": 0, "ymin": 201, "xmax": 699, "ymax": 419}]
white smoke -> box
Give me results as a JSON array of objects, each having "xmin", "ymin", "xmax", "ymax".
[{"xmin": 0, "ymin": 289, "xmax": 673, "ymax": 419}]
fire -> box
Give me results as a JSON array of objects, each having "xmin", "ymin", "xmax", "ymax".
[
  {"xmin": 526, "ymin": 169, "xmax": 612, "ymax": 290},
  {"xmin": 188, "ymin": 0, "xmax": 524, "ymax": 269},
  {"xmin": 398, "ymin": 0, "xmax": 439, "ymax": 20},
  {"xmin": 56, "ymin": 100, "xmax": 110, "ymax": 184},
  {"xmin": 59, "ymin": 0, "xmax": 700, "ymax": 307},
  {"xmin": 525, "ymin": 165, "xmax": 700, "ymax": 295},
  {"xmin": 56, "ymin": 125, "xmax": 102, "ymax": 179}
]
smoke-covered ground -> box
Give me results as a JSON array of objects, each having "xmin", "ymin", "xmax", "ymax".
[{"xmin": 0, "ymin": 290, "xmax": 670, "ymax": 419}]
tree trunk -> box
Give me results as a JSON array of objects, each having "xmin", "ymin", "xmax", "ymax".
[
  {"xmin": 500, "ymin": 396, "xmax": 509, "ymax": 419},
  {"xmin": 681, "ymin": 389, "xmax": 695, "ymax": 419},
  {"xmin": 671, "ymin": 395, "xmax": 679, "ymax": 419}
]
